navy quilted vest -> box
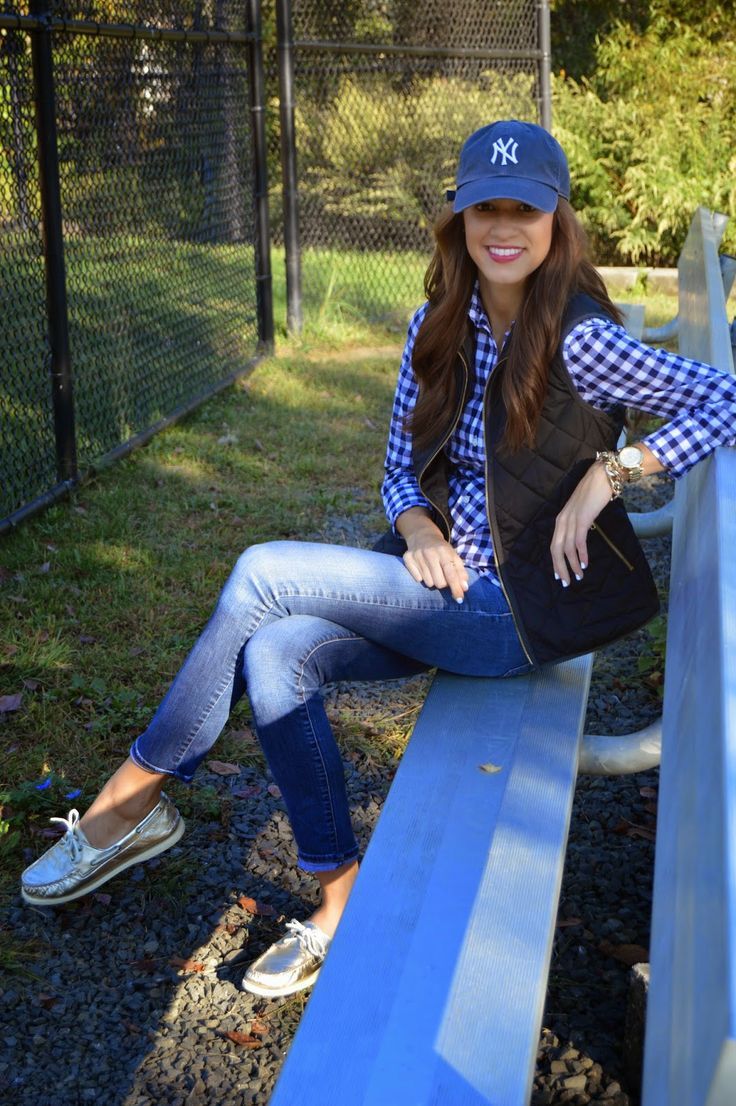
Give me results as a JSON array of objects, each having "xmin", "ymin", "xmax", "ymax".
[{"xmin": 385, "ymin": 293, "xmax": 660, "ymax": 667}]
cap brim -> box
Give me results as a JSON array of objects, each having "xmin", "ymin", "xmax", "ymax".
[{"xmin": 452, "ymin": 176, "xmax": 559, "ymax": 214}]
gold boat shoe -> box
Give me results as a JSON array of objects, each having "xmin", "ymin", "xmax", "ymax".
[
  {"xmin": 241, "ymin": 918, "xmax": 332, "ymax": 998},
  {"xmin": 21, "ymin": 793, "xmax": 184, "ymax": 906}
]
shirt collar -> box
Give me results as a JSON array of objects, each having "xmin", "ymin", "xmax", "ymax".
[
  {"xmin": 467, "ymin": 281, "xmax": 515, "ymax": 346},
  {"xmin": 468, "ymin": 282, "xmax": 491, "ymax": 332}
]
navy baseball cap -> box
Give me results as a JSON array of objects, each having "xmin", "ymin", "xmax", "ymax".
[{"xmin": 447, "ymin": 120, "xmax": 570, "ymax": 214}]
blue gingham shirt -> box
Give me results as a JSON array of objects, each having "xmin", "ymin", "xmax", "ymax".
[{"xmin": 382, "ymin": 286, "xmax": 736, "ymax": 585}]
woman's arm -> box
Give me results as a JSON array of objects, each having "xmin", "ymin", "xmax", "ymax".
[
  {"xmin": 552, "ymin": 319, "xmax": 736, "ymax": 586},
  {"xmin": 550, "ymin": 444, "xmax": 663, "ymax": 586},
  {"xmin": 381, "ymin": 305, "xmax": 432, "ymax": 528}
]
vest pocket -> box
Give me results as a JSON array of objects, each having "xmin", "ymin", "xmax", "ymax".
[{"xmin": 590, "ymin": 522, "xmax": 635, "ymax": 572}]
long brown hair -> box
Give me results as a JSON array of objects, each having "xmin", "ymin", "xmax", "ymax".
[{"xmin": 409, "ymin": 199, "xmax": 623, "ymax": 452}]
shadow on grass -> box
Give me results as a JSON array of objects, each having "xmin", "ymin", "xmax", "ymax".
[{"xmin": 0, "ymin": 337, "xmax": 416, "ymax": 1104}]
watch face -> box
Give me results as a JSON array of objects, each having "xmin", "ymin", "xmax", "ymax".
[{"xmin": 619, "ymin": 445, "xmax": 643, "ymax": 468}]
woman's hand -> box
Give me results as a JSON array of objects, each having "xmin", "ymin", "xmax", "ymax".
[
  {"xmin": 396, "ymin": 507, "xmax": 469, "ymax": 603},
  {"xmin": 551, "ymin": 461, "xmax": 613, "ymax": 586}
]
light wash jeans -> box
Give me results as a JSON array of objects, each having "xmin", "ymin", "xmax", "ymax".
[{"xmin": 131, "ymin": 541, "xmax": 530, "ymax": 871}]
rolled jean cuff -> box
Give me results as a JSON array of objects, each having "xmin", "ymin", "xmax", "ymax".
[
  {"xmin": 129, "ymin": 740, "xmax": 191, "ymax": 782},
  {"xmin": 297, "ymin": 845, "xmax": 360, "ymax": 873}
]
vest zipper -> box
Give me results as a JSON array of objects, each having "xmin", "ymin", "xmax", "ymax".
[
  {"xmin": 482, "ymin": 364, "xmax": 536, "ymax": 668},
  {"xmin": 415, "ymin": 350, "xmax": 470, "ymax": 539},
  {"xmin": 590, "ymin": 522, "xmax": 635, "ymax": 572}
]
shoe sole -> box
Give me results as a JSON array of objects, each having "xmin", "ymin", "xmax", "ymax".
[
  {"xmin": 240, "ymin": 965, "xmax": 322, "ymax": 998},
  {"xmin": 20, "ymin": 816, "xmax": 186, "ymax": 906}
]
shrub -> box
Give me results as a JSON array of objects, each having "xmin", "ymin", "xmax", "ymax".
[{"xmin": 553, "ymin": 16, "xmax": 736, "ymax": 264}]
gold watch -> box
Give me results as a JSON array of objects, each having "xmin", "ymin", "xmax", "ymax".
[{"xmin": 617, "ymin": 445, "xmax": 645, "ymax": 482}]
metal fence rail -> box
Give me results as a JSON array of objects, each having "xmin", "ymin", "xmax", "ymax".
[
  {"xmin": 0, "ymin": 0, "xmax": 272, "ymax": 532},
  {"xmin": 269, "ymin": 0, "xmax": 550, "ymax": 332}
]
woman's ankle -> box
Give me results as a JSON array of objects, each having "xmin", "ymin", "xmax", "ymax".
[
  {"xmin": 80, "ymin": 799, "xmax": 159, "ymax": 849},
  {"xmin": 309, "ymin": 858, "xmax": 360, "ymax": 937},
  {"xmin": 79, "ymin": 758, "xmax": 167, "ymax": 848}
]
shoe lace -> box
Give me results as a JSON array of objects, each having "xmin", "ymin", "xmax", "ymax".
[
  {"xmin": 49, "ymin": 809, "xmax": 83, "ymax": 861},
  {"xmin": 285, "ymin": 918, "xmax": 330, "ymax": 958}
]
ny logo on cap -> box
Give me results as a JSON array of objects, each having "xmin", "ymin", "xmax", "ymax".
[{"xmin": 490, "ymin": 138, "xmax": 519, "ymax": 167}]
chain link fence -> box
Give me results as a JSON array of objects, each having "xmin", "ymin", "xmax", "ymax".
[
  {"xmin": 266, "ymin": 0, "xmax": 548, "ymax": 332},
  {"xmin": 2, "ymin": 0, "xmax": 547, "ymax": 531},
  {"xmin": 1, "ymin": 0, "xmax": 271, "ymax": 531}
]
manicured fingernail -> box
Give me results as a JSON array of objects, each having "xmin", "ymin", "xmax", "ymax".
[
  {"xmin": 580, "ymin": 562, "xmax": 587, "ymax": 570},
  {"xmin": 562, "ymin": 579, "xmax": 569, "ymax": 588},
  {"xmin": 554, "ymin": 572, "xmax": 560, "ymax": 581},
  {"xmin": 575, "ymin": 574, "xmax": 583, "ymax": 581},
  {"xmin": 455, "ymin": 597, "xmax": 464, "ymax": 605}
]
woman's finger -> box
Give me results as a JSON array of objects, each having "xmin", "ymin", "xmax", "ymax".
[
  {"xmin": 402, "ymin": 551, "xmax": 424, "ymax": 584},
  {"xmin": 441, "ymin": 560, "xmax": 468, "ymax": 602}
]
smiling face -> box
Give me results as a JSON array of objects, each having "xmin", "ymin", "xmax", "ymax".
[{"xmin": 462, "ymin": 198, "xmax": 555, "ymax": 307}]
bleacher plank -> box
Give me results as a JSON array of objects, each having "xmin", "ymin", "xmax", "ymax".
[
  {"xmin": 642, "ymin": 450, "xmax": 736, "ymax": 1106},
  {"xmin": 270, "ymin": 655, "xmax": 593, "ymax": 1106},
  {"xmin": 641, "ymin": 208, "xmax": 736, "ymax": 1106}
]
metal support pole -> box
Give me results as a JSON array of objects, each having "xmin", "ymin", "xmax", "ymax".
[
  {"xmin": 246, "ymin": 0, "xmax": 274, "ymax": 349},
  {"xmin": 29, "ymin": 0, "xmax": 77, "ymax": 484},
  {"xmin": 276, "ymin": 0, "xmax": 302, "ymax": 335},
  {"xmin": 538, "ymin": 0, "xmax": 552, "ymax": 131}
]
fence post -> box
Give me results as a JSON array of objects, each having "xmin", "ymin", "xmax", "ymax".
[
  {"xmin": 246, "ymin": 0, "xmax": 275, "ymax": 350},
  {"xmin": 29, "ymin": 0, "xmax": 77, "ymax": 484},
  {"xmin": 275, "ymin": 0, "xmax": 302, "ymax": 335},
  {"xmin": 538, "ymin": 0, "xmax": 552, "ymax": 131}
]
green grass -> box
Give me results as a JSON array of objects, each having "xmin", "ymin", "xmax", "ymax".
[
  {"xmin": 0, "ymin": 256, "xmax": 710, "ymax": 925},
  {"xmin": 0, "ymin": 333, "xmax": 400, "ymax": 895}
]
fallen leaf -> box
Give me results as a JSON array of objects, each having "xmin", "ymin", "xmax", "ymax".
[
  {"xmin": 479, "ymin": 762, "xmax": 502, "ymax": 774},
  {"xmin": 639, "ymin": 786, "xmax": 658, "ymax": 799},
  {"xmin": 169, "ymin": 956, "xmax": 205, "ymax": 973},
  {"xmin": 556, "ymin": 917, "xmax": 584, "ymax": 928},
  {"xmin": 207, "ymin": 760, "xmax": 241, "ymax": 776},
  {"xmin": 220, "ymin": 1030, "xmax": 263, "ymax": 1049},
  {"xmin": 22, "ymin": 678, "xmax": 40, "ymax": 691},
  {"xmin": 237, "ymin": 896, "xmax": 276, "ymax": 917},
  {"xmin": 250, "ymin": 1017, "xmax": 270, "ymax": 1038},
  {"xmin": 1, "ymin": 643, "xmax": 19, "ymax": 657},
  {"xmin": 230, "ymin": 727, "xmax": 258, "ymax": 746},
  {"xmin": 37, "ymin": 630, "xmax": 49, "ymax": 643},
  {"xmin": 267, "ymin": 783, "xmax": 281, "ymax": 798},
  {"xmin": 213, "ymin": 922, "xmax": 240, "ymax": 935},
  {"xmin": 37, "ymin": 993, "xmax": 58, "ymax": 1009},
  {"xmin": 599, "ymin": 939, "xmax": 649, "ymax": 967},
  {"xmin": 78, "ymin": 634, "xmax": 97, "ymax": 645},
  {"xmin": 626, "ymin": 825, "xmax": 656, "ymax": 842},
  {"xmin": 232, "ymin": 785, "xmax": 262, "ymax": 799},
  {"xmin": 0, "ymin": 693, "xmax": 23, "ymax": 713},
  {"xmin": 131, "ymin": 958, "xmax": 161, "ymax": 973}
]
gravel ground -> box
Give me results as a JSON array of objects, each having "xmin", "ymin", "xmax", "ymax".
[{"xmin": 0, "ymin": 474, "xmax": 671, "ymax": 1106}]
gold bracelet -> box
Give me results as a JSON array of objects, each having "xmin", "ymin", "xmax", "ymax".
[{"xmin": 596, "ymin": 451, "xmax": 625, "ymax": 499}]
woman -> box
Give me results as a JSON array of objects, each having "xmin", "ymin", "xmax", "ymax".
[{"xmin": 21, "ymin": 120, "xmax": 736, "ymax": 999}]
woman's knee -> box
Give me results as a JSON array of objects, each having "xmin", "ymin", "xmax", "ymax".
[
  {"xmin": 243, "ymin": 619, "xmax": 307, "ymax": 724},
  {"xmin": 222, "ymin": 541, "xmax": 296, "ymax": 607}
]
